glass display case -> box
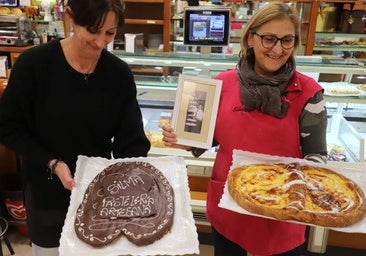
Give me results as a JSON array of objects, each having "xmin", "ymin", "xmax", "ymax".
[
  {"xmin": 115, "ymin": 47, "xmax": 366, "ymax": 255},
  {"xmin": 115, "ymin": 51, "xmax": 366, "ymax": 164},
  {"xmin": 314, "ymin": 32, "xmax": 366, "ymax": 56}
]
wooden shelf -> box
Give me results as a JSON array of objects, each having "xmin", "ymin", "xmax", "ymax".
[
  {"xmin": 0, "ymin": 45, "xmax": 33, "ymax": 68},
  {"xmin": 118, "ymin": 0, "xmax": 171, "ymax": 52},
  {"xmin": 130, "ymin": 67, "xmax": 163, "ymax": 74},
  {"xmin": 125, "ymin": 19, "xmax": 164, "ymax": 25},
  {"xmin": 310, "ymin": 1, "xmax": 366, "ymax": 55},
  {"xmin": 327, "ymin": 230, "xmax": 366, "ymax": 250}
]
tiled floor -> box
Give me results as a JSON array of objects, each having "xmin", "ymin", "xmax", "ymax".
[{"xmin": 1, "ymin": 226, "xmax": 30, "ymax": 256}]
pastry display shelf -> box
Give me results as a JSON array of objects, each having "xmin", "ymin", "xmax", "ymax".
[
  {"xmin": 145, "ymin": 114, "xmax": 365, "ymax": 241},
  {"xmin": 117, "ymin": 51, "xmax": 238, "ymax": 77},
  {"xmin": 325, "ymin": 96, "xmax": 366, "ymax": 104},
  {"xmin": 315, "ymin": 32, "xmax": 366, "ymax": 38},
  {"xmin": 140, "ymin": 89, "xmax": 366, "ymax": 252},
  {"xmin": 137, "ymin": 83, "xmax": 366, "ymax": 105},
  {"xmin": 118, "ymin": 51, "xmax": 366, "ymax": 84},
  {"xmin": 131, "ymin": 51, "xmax": 366, "ymax": 233},
  {"xmin": 136, "ymin": 78, "xmax": 366, "ymax": 107},
  {"xmin": 328, "ymin": 114, "xmax": 365, "ymax": 163},
  {"xmin": 314, "ymin": 46, "xmax": 366, "ymax": 52},
  {"xmin": 314, "ymin": 32, "xmax": 366, "ymax": 53},
  {"xmin": 130, "ymin": 52, "xmax": 366, "ymax": 163},
  {"xmin": 143, "ymin": 109, "xmax": 364, "ymax": 176}
]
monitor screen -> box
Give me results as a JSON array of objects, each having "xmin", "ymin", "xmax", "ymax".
[
  {"xmin": 0, "ymin": 0, "xmax": 18, "ymax": 7},
  {"xmin": 183, "ymin": 7, "xmax": 231, "ymax": 47}
]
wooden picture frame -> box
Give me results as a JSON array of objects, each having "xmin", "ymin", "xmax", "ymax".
[{"xmin": 171, "ymin": 74, "xmax": 222, "ymax": 149}]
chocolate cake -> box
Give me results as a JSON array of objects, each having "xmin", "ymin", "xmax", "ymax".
[{"xmin": 74, "ymin": 161, "xmax": 174, "ymax": 247}]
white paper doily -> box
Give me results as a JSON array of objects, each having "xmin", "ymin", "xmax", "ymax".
[
  {"xmin": 59, "ymin": 155, "xmax": 199, "ymax": 256},
  {"xmin": 219, "ymin": 150, "xmax": 366, "ymax": 234}
]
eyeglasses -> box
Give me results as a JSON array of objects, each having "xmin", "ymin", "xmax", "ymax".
[{"xmin": 252, "ymin": 32, "xmax": 297, "ymax": 50}]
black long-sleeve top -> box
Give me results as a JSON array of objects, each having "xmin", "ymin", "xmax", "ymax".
[{"xmin": 0, "ymin": 39, "xmax": 150, "ymax": 209}]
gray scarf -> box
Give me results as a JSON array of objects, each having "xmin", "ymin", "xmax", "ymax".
[{"xmin": 237, "ymin": 52, "xmax": 295, "ymax": 118}]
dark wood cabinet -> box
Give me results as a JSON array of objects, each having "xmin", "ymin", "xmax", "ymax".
[{"xmin": 117, "ymin": 0, "xmax": 171, "ymax": 52}]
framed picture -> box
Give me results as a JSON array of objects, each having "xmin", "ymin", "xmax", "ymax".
[{"xmin": 171, "ymin": 74, "xmax": 222, "ymax": 149}]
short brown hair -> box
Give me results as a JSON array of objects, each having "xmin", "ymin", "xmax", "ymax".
[{"xmin": 62, "ymin": 0, "xmax": 125, "ymax": 32}]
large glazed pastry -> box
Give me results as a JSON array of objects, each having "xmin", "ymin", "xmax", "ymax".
[
  {"xmin": 228, "ymin": 163, "xmax": 366, "ymax": 227},
  {"xmin": 74, "ymin": 161, "xmax": 174, "ymax": 247}
]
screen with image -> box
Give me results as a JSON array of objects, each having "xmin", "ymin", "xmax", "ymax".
[
  {"xmin": 0, "ymin": 0, "xmax": 18, "ymax": 7},
  {"xmin": 183, "ymin": 7, "xmax": 230, "ymax": 47}
]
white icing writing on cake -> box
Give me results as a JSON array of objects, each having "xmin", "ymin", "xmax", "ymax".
[
  {"xmin": 99, "ymin": 193, "xmax": 155, "ymax": 218},
  {"xmin": 107, "ymin": 174, "xmax": 144, "ymax": 195}
]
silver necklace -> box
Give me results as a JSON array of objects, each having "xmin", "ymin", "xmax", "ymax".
[
  {"xmin": 82, "ymin": 56, "xmax": 99, "ymax": 81},
  {"xmin": 84, "ymin": 73, "xmax": 91, "ymax": 81}
]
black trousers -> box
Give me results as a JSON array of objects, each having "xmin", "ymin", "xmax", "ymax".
[{"xmin": 212, "ymin": 227, "xmax": 305, "ymax": 256}]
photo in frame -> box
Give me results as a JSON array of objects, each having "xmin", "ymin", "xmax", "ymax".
[{"xmin": 171, "ymin": 74, "xmax": 222, "ymax": 149}]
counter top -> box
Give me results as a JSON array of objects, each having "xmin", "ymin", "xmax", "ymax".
[{"xmin": 0, "ymin": 45, "xmax": 33, "ymax": 53}]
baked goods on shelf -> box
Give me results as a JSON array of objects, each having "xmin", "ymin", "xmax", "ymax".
[
  {"xmin": 0, "ymin": 7, "xmax": 10, "ymax": 14},
  {"xmin": 74, "ymin": 161, "xmax": 174, "ymax": 247},
  {"xmin": 358, "ymin": 84, "xmax": 366, "ymax": 91},
  {"xmin": 10, "ymin": 8, "xmax": 22, "ymax": 15},
  {"xmin": 314, "ymin": 40, "xmax": 366, "ymax": 47},
  {"xmin": 327, "ymin": 143, "xmax": 346, "ymax": 162},
  {"xmin": 145, "ymin": 131, "xmax": 165, "ymax": 148},
  {"xmin": 327, "ymin": 88, "xmax": 361, "ymax": 95},
  {"xmin": 144, "ymin": 114, "xmax": 171, "ymax": 148},
  {"xmin": 228, "ymin": 163, "xmax": 366, "ymax": 227},
  {"xmin": 319, "ymin": 82, "xmax": 363, "ymax": 96}
]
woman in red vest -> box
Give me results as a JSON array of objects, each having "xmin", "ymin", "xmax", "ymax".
[{"xmin": 162, "ymin": 2, "xmax": 327, "ymax": 256}]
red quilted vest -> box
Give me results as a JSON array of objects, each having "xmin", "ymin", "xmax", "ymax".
[{"xmin": 206, "ymin": 69, "xmax": 323, "ymax": 255}]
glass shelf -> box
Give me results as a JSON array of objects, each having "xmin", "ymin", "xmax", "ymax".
[
  {"xmin": 122, "ymin": 52, "xmax": 366, "ymax": 163},
  {"xmin": 314, "ymin": 46, "xmax": 366, "ymax": 52},
  {"xmin": 117, "ymin": 51, "xmax": 366, "ymax": 106},
  {"xmin": 316, "ymin": 32, "xmax": 366, "ymax": 37}
]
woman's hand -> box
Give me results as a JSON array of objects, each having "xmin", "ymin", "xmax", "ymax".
[
  {"xmin": 161, "ymin": 124, "xmax": 191, "ymax": 150},
  {"xmin": 54, "ymin": 161, "xmax": 75, "ymax": 191}
]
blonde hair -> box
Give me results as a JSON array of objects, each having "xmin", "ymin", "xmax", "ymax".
[{"xmin": 239, "ymin": 2, "xmax": 301, "ymax": 57}]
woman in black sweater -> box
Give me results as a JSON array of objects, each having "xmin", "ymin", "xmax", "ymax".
[{"xmin": 0, "ymin": 0, "xmax": 150, "ymax": 254}]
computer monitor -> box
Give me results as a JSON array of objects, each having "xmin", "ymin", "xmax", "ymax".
[
  {"xmin": 0, "ymin": 0, "xmax": 18, "ymax": 7},
  {"xmin": 183, "ymin": 6, "xmax": 231, "ymax": 55}
]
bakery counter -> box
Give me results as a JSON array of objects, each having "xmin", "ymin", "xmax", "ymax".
[
  {"xmin": 119, "ymin": 52, "xmax": 366, "ymax": 83},
  {"xmin": 136, "ymin": 79, "xmax": 176, "ymax": 109},
  {"xmin": 130, "ymin": 52, "xmax": 366, "ymax": 254},
  {"xmin": 349, "ymin": 121, "xmax": 366, "ymax": 139},
  {"xmin": 147, "ymin": 143, "xmax": 366, "ymax": 253},
  {"xmin": 142, "ymin": 107, "xmax": 366, "ymax": 253},
  {"xmin": 0, "ymin": 45, "xmax": 33, "ymax": 68},
  {"xmin": 327, "ymin": 114, "xmax": 365, "ymax": 163},
  {"xmin": 141, "ymin": 105, "xmax": 365, "ymax": 162},
  {"xmin": 142, "ymin": 108, "xmax": 365, "ymax": 245}
]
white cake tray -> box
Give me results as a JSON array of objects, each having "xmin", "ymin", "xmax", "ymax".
[
  {"xmin": 59, "ymin": 155, "xmax": 199, "ymax": 256},
  {"xmin": 219, "ymin": 150, "xmax": 366, "ymax": 234}
]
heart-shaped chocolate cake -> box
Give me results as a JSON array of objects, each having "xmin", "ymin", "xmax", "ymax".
[{"xmin": 74, "ymin": 161, "xmax": 174, "ymax": 247}]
